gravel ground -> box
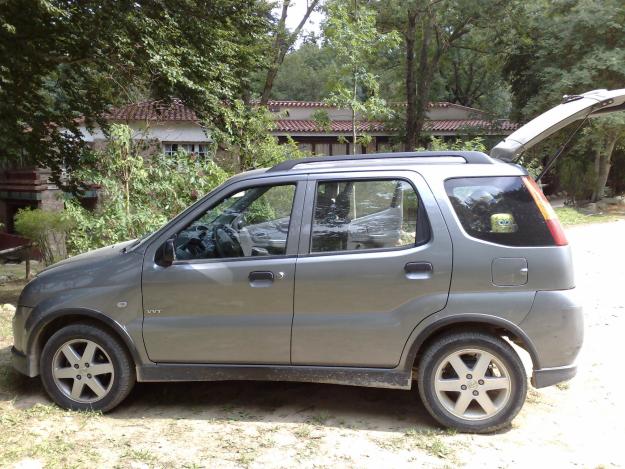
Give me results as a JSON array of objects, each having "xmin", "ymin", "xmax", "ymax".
[{"xmin": 1, "ymin": 220, "xmax": 624, "ymax": 468}]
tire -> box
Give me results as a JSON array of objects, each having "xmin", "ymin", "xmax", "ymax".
[
  {"xmin": 40, "ymin": 323, "xmax": 135, "ymax": 412},
  {"xmin": 417, "ymin": 331, "xmax": 527, "ymax": 433}
]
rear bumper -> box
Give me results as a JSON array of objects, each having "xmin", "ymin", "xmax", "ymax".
[
  {"xmin": 532, "ymin": 364, "xmax": 577, "ymax": 388},
  {"xmin": 519, "ymin": 289, "xmax": 583, "ymax": 388}
]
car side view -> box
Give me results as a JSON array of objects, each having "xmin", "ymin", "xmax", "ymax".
[{"xmin": 11, "ymin": 89, "xmax": 625, "ymax": 432}]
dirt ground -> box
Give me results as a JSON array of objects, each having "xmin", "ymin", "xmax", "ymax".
[{"xmin": 1, "ymin": 220, "xmax": 624, "ymax": 468}]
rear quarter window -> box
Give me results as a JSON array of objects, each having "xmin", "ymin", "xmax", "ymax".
[{"xmin": 445, "ymin": 176, "xmax": 554, "ymax": 246}]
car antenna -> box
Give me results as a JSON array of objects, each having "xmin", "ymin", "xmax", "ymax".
[{"xmin": 532, "ymin": 109, "xmax": 593, "ymax": 183}]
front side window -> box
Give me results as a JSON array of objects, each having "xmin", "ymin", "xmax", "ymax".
[
  {"xmin": 311, "ymin": 179, "xmax": 422, "ymax": 253},
  {"xmin": 174, "ymin": 184, "xmax": 296, "ymax": 260}
]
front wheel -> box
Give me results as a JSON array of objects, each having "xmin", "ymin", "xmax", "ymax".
[
  {"xmin": 418, "ymin": 331, "xmax": 527, "ymax": 433},
  {"xmin": 40, "ymin": 323, "xmax": 135, "ymax": 412}
]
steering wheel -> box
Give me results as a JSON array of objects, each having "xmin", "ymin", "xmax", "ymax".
[
  {"xmin": 177, "ymin": 236, "xmax": 206, "ymax": 259},
  {"xmin": 213, "ymin": 224, "xmax": 243, "ymax": 258}
]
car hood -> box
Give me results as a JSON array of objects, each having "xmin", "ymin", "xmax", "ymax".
[
  {"xmin": 491, "ymin": 88, "xmax": 625, "ymax": 161},
  {"xmin": 37, "ymin": 239, "xmax": 137, "ymax": 277}
]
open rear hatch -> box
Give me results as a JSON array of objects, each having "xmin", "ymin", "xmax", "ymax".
[{"xmin": 491, "ymin": 88, "xmax": 625, "ymax": 161}]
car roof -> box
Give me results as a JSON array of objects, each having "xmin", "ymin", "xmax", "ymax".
[{"xmin": 227, "ymin": 151, "xmax": 527, "ymax": 184}]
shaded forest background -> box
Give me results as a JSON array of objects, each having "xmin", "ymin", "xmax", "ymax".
[{"xmin": 1, "ymin": 0, "xmax": 624, "ymax": 202}]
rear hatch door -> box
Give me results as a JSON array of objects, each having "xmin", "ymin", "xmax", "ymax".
[{"xmin": 491, "ymin": 88, "xmax": 625, "ymax": 161}]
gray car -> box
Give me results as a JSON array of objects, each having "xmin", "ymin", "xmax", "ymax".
[{"xmin": 11, "ymin": 89, "xmax": 625, "ymax": 433}]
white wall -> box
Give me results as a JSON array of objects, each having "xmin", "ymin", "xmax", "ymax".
[{"xmin": 80, "ymin": 120, "xmax": 210, "ymax": 143}]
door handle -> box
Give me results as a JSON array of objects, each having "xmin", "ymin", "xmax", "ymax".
[
  {"xmin": 404, "ymin": 262, "xmax": 433, "ymax": 279},
  {"xmin": 249, "ymin": 270, "xmax": 274, "ymax": 288},
  {"xmin": 249, "ymin": 271, "xmax": 274, "ymax": 282}
]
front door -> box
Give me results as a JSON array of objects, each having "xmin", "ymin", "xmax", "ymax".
[
  {"xmin": 141, "ymin": 176, "xmax": 305, "ymax": 364},
  {"xmin": 291, "ymin": 171, "xmax": 453, "ymax": 368}
]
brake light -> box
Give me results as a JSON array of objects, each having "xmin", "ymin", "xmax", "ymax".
[{"xmin": 522, "ymin": 176, "xmax": 568, "ymax": 246}]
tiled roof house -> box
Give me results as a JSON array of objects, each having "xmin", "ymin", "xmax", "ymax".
[{"xmin": 0, "ymin": 99, "xmax": 517, "ymax": 234}]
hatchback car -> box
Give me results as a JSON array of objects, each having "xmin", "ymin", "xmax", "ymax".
[{"xmin": 12, "ymin": 88, "xmax": 625, "ymax": 432}]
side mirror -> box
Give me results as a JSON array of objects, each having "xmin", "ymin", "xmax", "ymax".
[{"xmin": 157, "ymin": 238, "xmax": 175, "ymax": 267}]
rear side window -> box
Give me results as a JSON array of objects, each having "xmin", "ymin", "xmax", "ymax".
[
  {"xmin": 445, "ymin": 176, "xmax": 554, "ymax": 246},
  {"xmin": 311, "ymin": 178, "xmax": 428, "ymax": 253}
]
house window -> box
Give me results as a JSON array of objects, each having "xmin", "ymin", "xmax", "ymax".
[{"xmin": 163, "ymin": 143, "xmax": 209, "ymax": 157}]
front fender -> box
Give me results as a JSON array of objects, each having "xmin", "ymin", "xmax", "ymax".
[{"xmin": 21, "ymin": 307, "xmax": 145, "ymax": 377}]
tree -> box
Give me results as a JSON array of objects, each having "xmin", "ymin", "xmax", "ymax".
[
  {"xmin": 375, "ymin": 0, "xmax": 515, "ymax": 150},
  {"xmin": 268, "ymin": 37, "xmax": 336, "ymax": 101},
  {"xmin": 503, "ymin": 0, "xmax": 625, "ymax": 201},
  {"xmin": 323, "ymin": 0, "xmax": 399, "ymax": 154},
  {"xmin": 212, "ymin": 102, "xmax": 307, "ymax": 172},
  {"xmin": 65, "ymin": 124, "xmax": 229, "ymax": 253},
  {"xmin": 437, "ymin": 29, "xmax": 511, "ymax": 116},
  {"xmin": 260, "ymin": 0, "xmax": 321, "ymax": 104},
  {"xmin": 0, "ymin": 0, "xmax": 270, "ymax": 187}
]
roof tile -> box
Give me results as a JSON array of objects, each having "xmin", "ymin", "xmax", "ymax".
[
  {"xmin": 106, "ymin": 100, "xmax": 198, "ymax": 121},
  {"xmin": 105, "ymin": 101, "xmax": 518, "ymax": 133},
  {"xmin": 274, "ymin": 119, "xmax": 518, "ymax": 133}
]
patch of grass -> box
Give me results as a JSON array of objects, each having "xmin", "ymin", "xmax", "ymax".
[
  {"xmin": 121, "ymin": 447, "xmax": 160, "ymax": 465},
  {"xmin": 405, "ymin": 428, "xmax": 456, "ymax": 459},
  {"xmin": 526, "ymin": 387, "xmax": 544, "ymax": 405},
  {"xmin": 376, "ymin": 428, "xmax": 457, "ymax": 460},
  {"xmin": 556, "ymin": 381, "xmax": 570, "ymax": 391},
  {"xmin": 555, "ymin": 207, "xmax": 624, "ymax": 226},
  {"xmin": 307, "ymin": 412, "xmax": 331, "ymax": 426},
  {"xmin": 0, "ymin": 278, "xmax": 28, "ymax": 306},
  {"xmin": 293, "ymin": 424, "xmax": 312, "ymax": 439}
]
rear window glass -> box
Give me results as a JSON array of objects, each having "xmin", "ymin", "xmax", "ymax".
[{"xmin": 445, "ymin": 176, "xmax": 554, "ymax": 246}]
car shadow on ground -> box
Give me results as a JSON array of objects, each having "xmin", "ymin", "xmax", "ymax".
[{"xmin": 1, "ymin": 344, "xmax": 441, "ymax": 432}]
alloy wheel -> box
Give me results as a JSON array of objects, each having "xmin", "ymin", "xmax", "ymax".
[
  {"xmin": 51, "ymin": 339, "xmax": 115, "ymax": 404},
  {"xmin": 433, "ymin": 348, "xmax": 512, "ymax": 420}
]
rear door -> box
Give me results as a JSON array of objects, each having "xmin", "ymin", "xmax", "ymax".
[
  {"xmin": 491, "ymin": 88, "xmax": 625, "ymax": 161},
  {"xmin": 291, "ymin": 170, "xmax": 453, "ymax": 368}
]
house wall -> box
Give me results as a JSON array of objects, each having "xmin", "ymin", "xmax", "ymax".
[{"xmin": 80, "ymin": 120, "xmax": 210, "ymax": 145}]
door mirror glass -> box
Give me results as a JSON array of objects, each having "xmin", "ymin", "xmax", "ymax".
[{"xmin": 157, "ymin": 238, "xmax": 175, "ymax": 267}]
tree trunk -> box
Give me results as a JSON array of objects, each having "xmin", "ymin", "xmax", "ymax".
[
  {"xmin": 352, "ymin": 74, "xmax": 357, "ymax": 155},
  {"xmin": 404, "ymin": 13, "xmax": 418, "ymax": 151},
  {"xmin": 591, "ymin": 134, "xmax": 617, "ymax": 202},
  {"xmin": 413, "ymin": 18, "xmax": 433, "ymax": 148},
  {"xmin": 260, "ymin": 0, "xmax": 320, "ymax": 105}
]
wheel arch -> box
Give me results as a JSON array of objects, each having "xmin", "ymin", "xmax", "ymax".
[
  {"xmin": 26, "ymin": 308, "xmax": 141, "ymax": 377},
  {"xmin": 405, "ymin": 314, "xmax": 541, "ymax": 373}
]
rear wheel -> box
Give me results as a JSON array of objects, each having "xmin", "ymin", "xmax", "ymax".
[
  {"xmin": 40, "ymin": 323, "xmax": 135, "ymax": 412},
  {"xmin": 418, "ymin": 331, "xmax": 527, "ymax": 433}
]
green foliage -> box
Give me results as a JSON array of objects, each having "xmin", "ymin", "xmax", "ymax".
[
  {"xmin": 558, "ymin": 156, "xmax": 596, "ymax": 203},
  {"xmin": 65, "ymin": 124, "xmax": 229, "ymax": 254},
  {"xmin": 503, "ymin": 0, "xmax": 625, "ymax": 199},
  {"xmin": 322, "ymin": 0, "xmax": 400, "ymax": 150},
  {"xmin": 14, "ymin": 208, "xmax": 71, "ymax": 265},
  {"xmin": 0, "ymin": 0, "xmax": 270, "ymax": 187},
  {"xmin": 214, "ymin": 104, "xmax": 308, "ymax": 171},
  {"xmin": 555, "ymin": 207, "xmax": 624, "ymax": 226},
  {"xmin": 417, "ymin": 136, "xmax": 488, "ymax": 153},
  {"xmin": 267, "ymin": 38, "xmax": 335, "ymax": 101}
]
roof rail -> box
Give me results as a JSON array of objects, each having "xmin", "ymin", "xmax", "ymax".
[{"xmin": 267, "ymin": 151, "xmax": 494, "ymax": 172}]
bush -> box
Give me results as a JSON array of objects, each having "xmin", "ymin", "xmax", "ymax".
[
  {"xmin": 14, "ymin": 208, "xmax": 71, "ymax": 265},
  {"xmin": 419, "ymin": 136, "xmax": 488, "ymax": 153},
  {"xmin": 65, "ymin": 124, "xmax": 229, "ymax": 254}
]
